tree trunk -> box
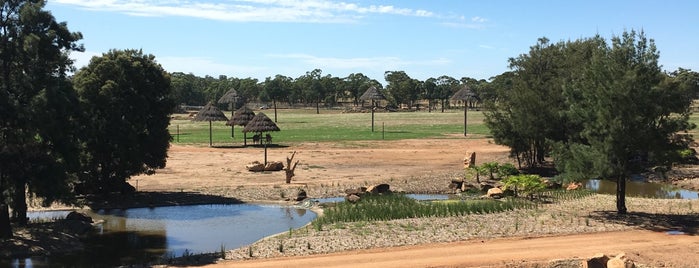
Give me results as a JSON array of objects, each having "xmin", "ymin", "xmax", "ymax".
[
  {"xmin": 0, "ymin": 203, "xmax": 11, "ymax": 238},
  {"xmin": 616, "ymin": 175, "xmax": 627, "ymax": 214},
  {"xmin": 273, "ymin": 99, "xmax": 278, "ymax": 122},
  {"xmin": 12, "ymin": 178, "xmax": 27, "ymax": 225}
]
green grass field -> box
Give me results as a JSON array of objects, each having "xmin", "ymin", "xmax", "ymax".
[
  {"xmin": 170, "ymin": 108, "xmax": 699, "ymax": 145},
  {"xmin": 169, "ymin": 108, "xmax": 490, "ymax": 145}
]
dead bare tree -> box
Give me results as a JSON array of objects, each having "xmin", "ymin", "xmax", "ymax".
[{"xmin": 285, "ymin": 151, "xmax": 300, "ymax": 184}]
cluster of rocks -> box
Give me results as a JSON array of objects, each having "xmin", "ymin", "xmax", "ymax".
[
  {"xmin": 343, "ymin": 184, "xmax": 391, "ymax": 203},
  {"xmin": 245, "ymin": 161, "xmax": 284, "ymax": 172},
  {"xmin": 58, "ymin": 211, "xmax": 96, "ymax": 235},
  {"xmin": 584, "ymin": 252, "xmax": 636, "ymax": 268}
]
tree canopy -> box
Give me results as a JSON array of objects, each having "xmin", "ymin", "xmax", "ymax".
[
  {"xmin": 0, "ymin": 0, "xmax": 83, "ymax": 235},
  {"xmin": 484, "ymin": 31, "xmax": 695, "ymax": 214},
  {"xmin": 73, "ymin": 49, "xmax": 175, "ymax": 194}
]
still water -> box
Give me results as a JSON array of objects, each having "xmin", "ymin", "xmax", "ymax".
[
  {"xmin": 10, "ymin": 204, "xmax": 315, "ymax": 267},
  {"xmin": 584, "ymin": 179, "xmax": 698, "ymax": 199}
]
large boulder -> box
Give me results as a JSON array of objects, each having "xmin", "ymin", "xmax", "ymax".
[
  {"xmin": 582, "ymin": 253, "xmax": 609, "ymax": 268},
  {"xmin": 264, "ymin": 161, "xmax": 284, "ymax": 171},
  {"xmin": 566, "ymin": 182, "xmax": 583, "ymax": 191},
  {"xmin": 607, "ymin": 253, "xmax": 635, "ymax": 268},
  {"xmin": 346, "ymin": 194, "xmax": 361, "ymax": 203},
  {"xmin": 246, "ymin": 161, "xmax": 265, "ymax": 172},
  {"xmin": 344, "ymin": 187, "xmax": 367, "ymax": 196},
  {"xmin": 486, "ymin": 187, "xmax": 504, "ymax": 199},
  {"xmin": 66, "ymin": 211, "xmax": 93, "ymax": 223},
  {"xmin": 295, "ymin": 189, "xmax": 308, "ymax": 201},
  {"xmin": 463, "ymin": 151, "xmax": 476, "ymax": 169},
  {"xmin": 366, "ymin": 184, "xmax": 390, "ymax": 194}
]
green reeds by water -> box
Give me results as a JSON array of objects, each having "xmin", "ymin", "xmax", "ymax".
[
  {"xmin": 312, "ymin": 194, "xmax": 533, "ymax": 229},
  {"xmin": 312, "ymin": 191, "xmax": 595, "ymax": 230}
]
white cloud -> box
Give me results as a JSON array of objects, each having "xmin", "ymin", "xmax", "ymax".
[{"xmin": 53, "ymin": 0, "xmax": 437, "ymax": 23}]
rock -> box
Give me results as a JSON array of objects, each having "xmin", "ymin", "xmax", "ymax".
[
  {"xmin": 346, "ymin": 194, "xmax": 361, "ymax": 203},
  {"xmin": 582, "ymin": 253, "xmax": 609, "ymax": 268},
  {"xmin": 566, "ymin": 182, "xmax": 583, "ymax": 191},
  {"xmin": 542, "ymin": 178, "xmax": 562, "ymax": 189},
  {"xmin": 66, "ymin": 211, "xmax": 93, "ymax": 223},
  {"xmin": 246, "ymin": 161, "xmax": 265, "ymax": 172},
  {"xmin": 366, "ymin": 184, "xmax": 390, "ymax": 194},
  {"xmin": 63, "ymin": 211, "xmax": 95, "ymax": 235},
  {"xmin": 486, "ymin": 187, "xmax": 504, "ymax": 199},
  {"xmin": 461, "ymin": 182, "xmax": 476, "ymax": 192},
  {"xmin": 295, "ymin": 189, "xmax": 308, "ymax": 201},
  {"xmin": 344, "ymin": 187, "xmax": 366, "ymax": 195},
  {"xmin": 463, "ymin": 151, "xmax": 476, "ymax": 169},
  {"xmin": 264, "ymin": 161, "xmax": 284, "ymax": 171},
  {"xmin": 480, "ymin": 182, "xmax": 495, "ymax": 192},
  {"xmin": 607, "ymin": 253, "xmax": 635, "ymax": 268}
]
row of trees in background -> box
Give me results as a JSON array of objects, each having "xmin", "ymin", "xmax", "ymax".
[
  {"xmin": 1, "ymin": 1, "xmax": 174, "ymax": 237},
  {"xmin": 170, "ymin": 69, "xmax": 489, "ymax": 112},
  {"xmin": 483, "ymin": 31, "xmax": 699, "ymax": 214}
]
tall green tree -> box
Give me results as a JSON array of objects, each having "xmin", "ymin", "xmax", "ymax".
[
  {"xmin": 484, "ymin": 38, "xmax": 569, "ymax": 167},
  {"xmin": 170, "ymin": 72, "xmax": 206, "ymax": 106},
  {"xmin": 435, "ymin": 75, "xmax": 459, "ymax": 112},
  {"xmin": 263, "ymin": 74, "xmax": 291, "ymax": 122},
  {"xmin": 344, "ymin": 73, "xmax": 372, "ymax": 106},
  {"xmin": 73, "ymin": 49, "xmax": 175, "ymax": 194},
  {"xmin": 385, "ymin": 71, "xmax": 419, "ymax": 108},
  {"xmin": 555, "ymin": 31, "xmax": 694, "ymax": 214},
  {"xmin": 0, "ymin": 0, "xmax": 83, "ymax": 234}
]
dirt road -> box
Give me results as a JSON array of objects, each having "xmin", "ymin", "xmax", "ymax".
[{"xmin": 210, "ymin": 230, "xmax": 699, "ymax": 268}]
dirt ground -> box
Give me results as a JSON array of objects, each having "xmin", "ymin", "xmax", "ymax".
[
  {"xmin": 209, "ymin": 230, "xmax": 699, "ymax": 268},
  {"xmin": 133, "ymin": 137, "xmax": 513, "ymax": 195},
  {"xmin": 131, "ymin": 138, "xmax": 699, "ymax": 267}
]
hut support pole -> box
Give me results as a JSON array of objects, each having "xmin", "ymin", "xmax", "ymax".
[
  {"xmin": 230, "ymin": 104, "xmax": 235, "ymax": 138},
  {"xmin": 463, "ymin": 104, "xmax": 468, "ymax": 136},
  {"xmin": 209, "ymin": 121, "xmax": 213, "ymax": 147},
  {"xmin": 264, "ymin": 143, "xmax": 268, "ymax": 166},
  {"xmin": 371, "ymin": 100, "xmax": 375, "ymax": 132}
]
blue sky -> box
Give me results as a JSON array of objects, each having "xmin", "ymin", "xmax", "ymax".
[{"xmin": 47, "ymin": 0, "xmax": 699, "ymax": 84}]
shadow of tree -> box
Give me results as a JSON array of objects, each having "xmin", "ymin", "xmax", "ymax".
[
  {"xmin": 84, "ymin": 191, "xmax": 243, "ymax": 210},
  {"xmin": 589, "ymin": 210, "xmax": 699, "ymax": 235}
]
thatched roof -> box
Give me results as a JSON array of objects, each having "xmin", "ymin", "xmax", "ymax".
[
  {"xmin": 192, "ymin": 102, "xmax": 228, "ymax": 121},
  {"xmin": 217, "ymin": 88, "xmax": 238, "ymax": 104},
  {"xmin": 359, "ymin": 86, "xmax": 386, "ymax": 100},
  {"xmin": 450, "ymin": 85, "xmax": 477, "ymax": 100},
  {"xmin": 243, "ymin": 112, "xmax": 280, "ymax": 133},
  {"xmin": 226, "ymin": 106, "xmax": 255, "ymax": 126}
]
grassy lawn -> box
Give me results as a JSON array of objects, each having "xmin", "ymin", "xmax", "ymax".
[
  {"xmin": 170, "ymin": 108, "xmax": 699, "ymax": 145},
  {"xmin": 169, "ymin": 108, "xmax": 490, "ymax": 145}
]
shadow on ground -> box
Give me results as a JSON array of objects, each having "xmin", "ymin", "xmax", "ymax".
[
  {"xmin": 589, "ymin": 211, "xmax": 699, "ymax": 235},
  {"xmin": 84, "ymin": 191, "xmax": 243, "ymax": 210}
]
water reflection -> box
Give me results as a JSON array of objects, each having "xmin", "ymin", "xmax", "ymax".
[
  {"xmin": 584, "ymin": 179, "xmax": 699, "ymax": 199},
  {"xmin": 12, "ymin": 204, "xmax": 316, "ymax": 267}
]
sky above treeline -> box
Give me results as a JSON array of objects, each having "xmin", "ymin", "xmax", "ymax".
[{"xmin": 48, "ymin": 0, "xmax": 699, "ymax": 83}]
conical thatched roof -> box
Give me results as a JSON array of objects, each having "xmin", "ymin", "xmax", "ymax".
[
  {"xmin": 192, "ymin": 102, "xmax": 228, "ymax": 121},
  {"xmin": 226, "ymin": 106, "xmax": 255, "ymax": 126},
  {"xmin": 359, "ymin": 86, "xmax": 386, "ymax": 100},
  {"xmin": 243, "ymin": 112, "xmax": 280, "ymax": 133},
  {"xmin": 450, "ymin": 85, "xmax": 477, "ymax": 100},
  {"xmin": 217, "ymin": 88, "xmax": 238, "ymax": 104}
]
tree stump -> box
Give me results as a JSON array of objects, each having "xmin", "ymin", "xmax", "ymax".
[{"xmin": 285, "ymin": 151, "xmax": 300, "ymax": 184}]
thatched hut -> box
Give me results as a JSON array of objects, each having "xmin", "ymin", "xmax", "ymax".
[
  {"xmin": 227, "ymin": 106, "xmax": 255, "ymax": 146},
  {"xmin": 359, "ymin": 86, "xmax": 386, "ymax": 132},
  {"xmin": 218, "ymin": 88, "xmax": 238, "ymax": 138},
  {"xmin": 192, "ymin": 102, "xmax": 228, "ymax": 146},
  {"xmin": 450, "ymin": 85, "xmax": 477, "ymax": 136},
  {"xmin": 243, "ymin": 112, "xmax": 280, "ymax": 145}
]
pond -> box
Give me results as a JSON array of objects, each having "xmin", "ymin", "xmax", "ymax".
[
  {"xmin": 584, "ymin": 179, "xmax": 699, "ymax": 199},
  {"xmin": 8, "ymin": 204, "xmax": 315, "ymax": 267}
]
